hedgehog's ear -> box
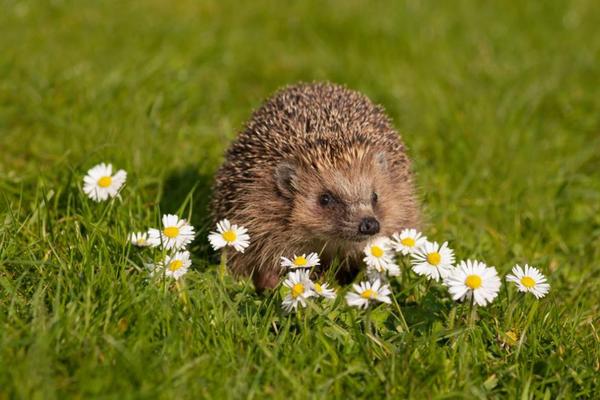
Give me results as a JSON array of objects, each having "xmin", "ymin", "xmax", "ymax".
[{"xmin": 274, "ymin": 161, "xmax": 296, "ymax": 199}]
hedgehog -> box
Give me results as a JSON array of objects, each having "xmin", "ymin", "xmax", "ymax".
[{"xmin": 211, "ymin": 82, "xmax": 420, "ymax": 291}]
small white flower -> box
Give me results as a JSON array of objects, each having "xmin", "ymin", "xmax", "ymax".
[
  {"xmin": 506, "ymin": 264, "xmax": 550, "ymax": 299},
  {"xmin": 366, "ymin": 268, "xmax": 387, "ymax": 282},
  {"xmin": 391, "ymin": 229, "xmax": 427, "ymax": 255},
  {"xmin": 83, "ymin": 163, "xmax": 127, "ymax": 202},
  {"xmin": 281, "ymin": 252, "xmax": 320, "ymax": 269},
  {"xmin": 160, "ymin": 251, "xmax": 192, "ymax": 280},
  {"xmin": 148, "ymin": 214, "xmax": 195, "ymax": 250},
  {"xmin": 411, "ymin": 241, "xmax": 455, "ymax": 281},
  {"xmin": 363, "ymin": 236, "xmax": 397, "ymax": 273},
  {"xmin": 282, "ymin": 270, "xmax": 315, "ymax": 312},
  {"xmin": 444, "ymin": 260, "xmax": 501, "ymax": 307},
  {"xmin": 208, "ymin": 219, "xmax": 250, "ymax": 253},
  {"xmin": 345, "ymin": 279, "xmax": 392, "ymax": 309},
  {"xmin": 312, "ymin": 282, "xmax": 336, "ymax": 299},
  {"xmin": 144, "ymin": 261, "xmax": 158, "ymax": 277},
  {"xmin": 129, "ymin": 232, "xmax": 150, "ymax": 247}
]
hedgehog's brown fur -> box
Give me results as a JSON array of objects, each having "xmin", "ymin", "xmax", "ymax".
[{"xmin": 211, "ymin": 82, "xmax": 420, "ymax": 290}]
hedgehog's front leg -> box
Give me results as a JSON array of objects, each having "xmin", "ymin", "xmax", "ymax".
[
  {"xmin": 251, "ymin": 268, "xmax": 281, "ymax": 292},
  {"xmin": 230, "ymin": 250, "xmax": 281, "ymax": 292}
]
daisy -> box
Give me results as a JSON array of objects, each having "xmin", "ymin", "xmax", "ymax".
[
  {"xmin": 148, "ymin": 214, "xmax": 195, "ymax": 250},
  {"xmin": 281, "ymin": 252, "xmax": 320, "ymax": 269},
  {"xmin": 391, "ymin": 229, "xmax": 427, "ymax": 255},
  {"xmin": 282, "ymin": 270, "xmax": 315, "ymax": 312},
  {"xmin": 444, "ymin": 260, "xmax": 501, "ymax": 306},
  {"xmin": 411, "ymin": 241, "xmax": 455, "ymax": 281},
  {"xmin": 366, "ymin": 268, "xmax": 387, "ymax": 282},
  {"xmin": 208, "ymin": 219, "xmax": 250, "ymax": 253},
  {"xmin": 160, "ymin": 251, "xmax": 192, "ymax": 280},
  {"xmin": 83, "ymin": 163, "xmax": 127, "ymax": 202},
  {"xmin": 363, "ymin": 236, "xmax": 398, "ymax": 274},
  {"xmin": 506, "ymin": 264, "xmax": 550, "ymax": 299},
  {"xmin": 345, "ymin": 279, "xmax": 392, "ymax": 309},
  {"xmin": 312, "ymin": 282, "xmax": 336, "ymax": 299},
  {"xmin": 144, "ymin": 261, "xmax": 158, "ymax": 277},
  {"xmin": 129, "ymin": 232, "xmax": 151, "ymax": 247}
]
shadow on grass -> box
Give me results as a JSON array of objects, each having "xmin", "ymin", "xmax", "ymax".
[
  {"xmin": 398, "ymin": 286, "xmax": 453, "ymax": 336},
  {"xmin": 160, "ymin": 165, "xmax": 216, "ymax": 259}
]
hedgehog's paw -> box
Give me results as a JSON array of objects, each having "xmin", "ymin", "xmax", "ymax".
[{"xmin": 252, "ymin": 269, "xmax": 280, "ymax": 293}]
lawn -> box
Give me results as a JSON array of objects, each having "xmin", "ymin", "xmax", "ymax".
[{"xmin": 1, "ymin": 0, "xmax": 599, "ymax": 398}]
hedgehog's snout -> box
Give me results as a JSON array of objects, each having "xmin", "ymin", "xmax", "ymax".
[{"xmin": 358, "ymin": 217, "xmax": 380, "ymax": 236}]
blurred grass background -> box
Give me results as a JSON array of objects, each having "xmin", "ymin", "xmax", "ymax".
[{"xmin": 1, "ymin": 0, "xmax": 599, "ymax": 398}]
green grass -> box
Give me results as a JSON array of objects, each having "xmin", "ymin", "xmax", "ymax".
[{"xmin": 1, "ymin": 0, "xmax": 600, "ymax": 398}]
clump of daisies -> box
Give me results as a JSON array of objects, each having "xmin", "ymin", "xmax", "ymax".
[
  {"xmin": 83, "ymin": 163, "xmax": 127, "ymax": 202},
  {"xmin": 129, "ymin": 214, "xmax": 196, "ymax": 281},
  {"xmin": 281, "ymin": 269, "xmax": 336, "ymax": 312},
  {"xmin": 136, "ymin": 214, "xmax": 197, "ymax": 281},
  {"xmin": 81, "ymin": 162, "xmax": 198, "ymax": 283}
]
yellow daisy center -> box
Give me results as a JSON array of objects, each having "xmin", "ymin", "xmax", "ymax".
[
  {"xmin": 427, "ymin": 252, "xmax": 441, "ymax": 266},
  {"xmin": 401, "ymin": 237, "xmax": 416, "ymax": 247},
  {"xmin": 314, "ymin": 283, "xmax": 322, "ymax": 293},
  {"xmin": 361, "ymin": 289, "xmax": 376, "ymax": 299},
  {"xmin": 520, "ymin": 276, "xmax": 536, "ymax": 288},
  {"xmin": 163, "ymin": 226, "xmax": 180, "ymax": 238},
  {"xmin": 294, "ymin": 256, "xmax": 308, "ymax": 266},
  {"xmin": 136, "ymin": 238, "xmax": 146, "ymax": 244},
  {"xmin": 97, "ymin": 176, "xmax": 112, "ymax": 188},
  {"xmin": 168, "ymin": 260, "xmax": 183, "ymax": 271},
  {"xmin": 465, "ymin": 274, "xmax": 482, "ymax": 289},
  {"xmin": 291, "ymin": 283, "xmax": 305, "ymax": 298},
  {"xmin": 371, "ymin": 246, "xmax": 384, "ymax": 258},
  {"xmin": 222, "ymin": 230, "xmax": 237, "ymax": 243}
]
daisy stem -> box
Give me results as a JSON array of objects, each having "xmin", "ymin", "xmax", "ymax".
[
  {"xmin": 468, "ymin": 297, "xmax": 478, "ymax": 328},
  {"xmin": 391, "ymin": 295, "xmax": 409, "ymax": 332},
  {"xmin": 219, "ymin": 249, "xmax": 228, "ymax": 279},
  {"xmin": 175, "ymin": 279, "xmax": 190, "ymax": 312},
  {"xmin": 365, "ymin": 308, "xmax": 373, "ymax": 336}
]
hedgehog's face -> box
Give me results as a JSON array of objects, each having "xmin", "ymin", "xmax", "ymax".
[{"xmin": 275, "ymin": 151, "xmax": 413, "ymax": 249}]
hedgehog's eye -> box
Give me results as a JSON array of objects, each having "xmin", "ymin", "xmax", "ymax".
[
  {"xmin": 371, "ymin": 192, "xmax": 378, "ymax": 204},
  {"xmin": 319, "ymin": 193, "xmax": 334, "ymax": 207}
]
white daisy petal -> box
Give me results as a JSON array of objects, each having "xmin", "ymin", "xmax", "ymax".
[
  {"xmin": 129, "ymin": 231, "xmax": 151, "ymax": 247},
  {"xmin": 282, "ymin": 270, "xmax": 315, "ymax": 312}
]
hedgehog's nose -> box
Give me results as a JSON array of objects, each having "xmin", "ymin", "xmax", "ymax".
[{"xmin": 358, "ymin": 217, "xmax": 380, "ymax": 235}]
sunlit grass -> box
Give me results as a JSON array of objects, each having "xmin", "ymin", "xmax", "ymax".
[{"xmin": 1, "ymin": 0, "xmax": 599, "ymax": 398}]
